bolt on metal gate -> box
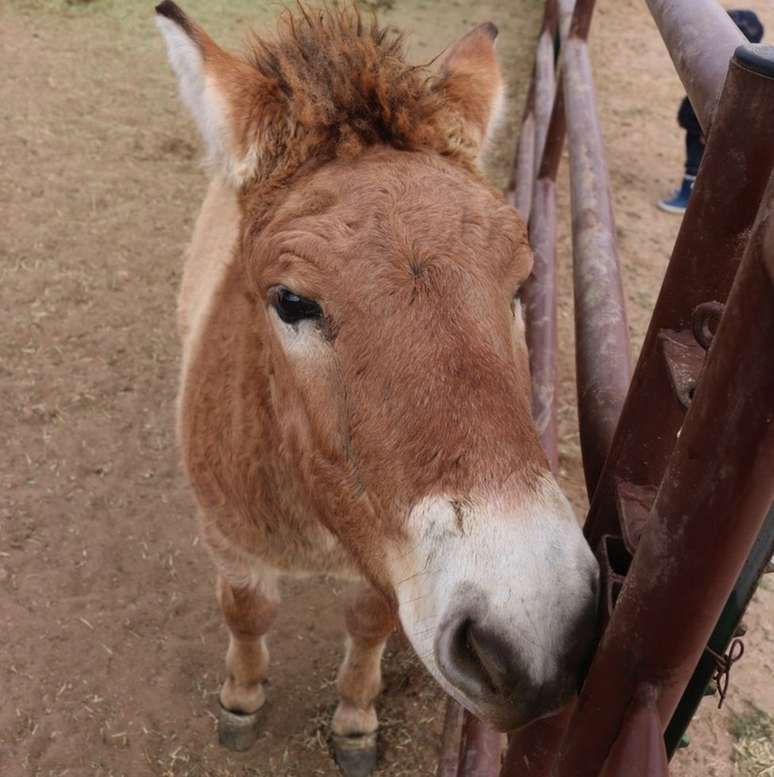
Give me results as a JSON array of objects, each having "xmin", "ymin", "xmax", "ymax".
[{"xmin": 437, "ymin": 0, "xmax": 774, "ymax": 775}]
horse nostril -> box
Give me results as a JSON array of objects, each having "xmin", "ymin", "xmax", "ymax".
[
  {"xmin": 436, "ymin": 615, "xmax": 522, "ymax": 702},
  {"xmin": 466, "ymin": 622, "xmax": 512, "ymax": 695}
]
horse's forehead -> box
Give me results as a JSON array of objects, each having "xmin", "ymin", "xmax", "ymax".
[
  {"xmin": 275, "ymin": 159, "xmax": 514, "ymax": 258},
  {"xmin": 319, "ymin": 159, "xmax": 494, "ymax": 218}
]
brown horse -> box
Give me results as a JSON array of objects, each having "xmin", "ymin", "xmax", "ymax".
[{"xmin": 155, "ymin": 2, "xmax": 599, "ymax": 774}]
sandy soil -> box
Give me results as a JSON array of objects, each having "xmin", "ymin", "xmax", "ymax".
[{"xmin": 1, "ymin": 1, "xmax": 771, "ymax": 776}]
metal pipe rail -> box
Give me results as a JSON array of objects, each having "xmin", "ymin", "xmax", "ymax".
[
  {"xmin": 508, "ymin": 0, "xmax": 564, "ymax": 468},
  {"xmin": 512, "ymin": 0, "xmax": 632, "ymax": 492},
  {"xmin": 437, "ymin": 704, "xmax": 504, "ymax": 777},
  {"xmin": 507, "ymin": 83, "xmax": 536, "ymax": 221},
  {"xmin": 563, "ymin": 0, "xmax": 631, "ymax": 495},
  {"xmin": 645, "ymin": 0, "xmax": 745, "ymax": 132}
]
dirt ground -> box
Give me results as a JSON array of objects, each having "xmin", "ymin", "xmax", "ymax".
[{"xmin": 1, "ymin": 0, "xmax": 772, "ymax": 776}]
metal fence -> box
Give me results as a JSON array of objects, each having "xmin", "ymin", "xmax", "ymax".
[{"xmin": 438, "ymin": 0, "xmax": 774, "ymax": 774}]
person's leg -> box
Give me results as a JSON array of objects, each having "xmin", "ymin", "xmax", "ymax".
[
  {"xmin": 658, "ymin": 130, "xmax": 701, "ymax": 214},
  {"xmin": 685, "ymin": 131, "xmax": 704, "ymax": 177}
]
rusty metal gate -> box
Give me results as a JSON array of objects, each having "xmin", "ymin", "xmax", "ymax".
[{"xmin": 438, "ymin": 0, "xmax": 774, "ymax": 774}]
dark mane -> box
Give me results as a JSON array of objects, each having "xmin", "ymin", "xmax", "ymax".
[{"xmin": 245, "ymin": 4, "xmax": 468, "ymax": 162}]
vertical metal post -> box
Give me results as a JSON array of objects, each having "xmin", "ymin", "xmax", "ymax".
[
  {"xmin": 507, "ymin": 0, "xmax": 559, "ymax": 222},
  {"xmin": 508, "ymin": 82, "xmax": 536, "ymax": 221},
  {"xmin": 523, "ymin": 83, "xmax": 565, "ymax": 470},
  {"xmin": 439, "ymin": 704, "xmax": 503, "ymax": 777},
  {"xmin": 563, "ymin": 0, "xmax": 631, "ymax": 496},
  {"xmin": 532, "ymin": 0, "xmax": 559, "ymax": 175},
  {"xmin": 520, "ymin": 0, "xmax": 569, "ymax": 470}
]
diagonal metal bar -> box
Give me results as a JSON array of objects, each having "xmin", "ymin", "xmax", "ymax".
[
  {"xmin": 598, "ymin": 686, "xmax": 669, "ymax": 777},
  {"xmin": 644, "ymin": 0, "xmax": 745, "ymax": 133},
  {"xmin": 584, "ymin": 43, "xmax": 774, "ymax": 550},
  {"xmin": 664, "ymin": 502, "xmax": 774, "ymax": 754},
  {"xmin": 557, "ymin": 139, "xmax": 774, "ymax": 777}
]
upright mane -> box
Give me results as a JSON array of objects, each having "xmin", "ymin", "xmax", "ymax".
[
  {"xmin": 245, "ymin": 5, "xmax": 470, "ymax": 165},
  {"xmin": 156, "ymin": 0, "xmax": 501, "ymax": 192}
]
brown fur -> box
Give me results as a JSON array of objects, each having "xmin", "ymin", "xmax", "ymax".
[
  {"xmin": 164, "ymin": 1, "xmax": 531, "ymax": 589},
  {"xmin": 180, "ymin": 153, "xmax": 538, "ymax": 590},
  {"xmin": 184, "ymin": 4, "xmax": 497, "ymax": 195},
  {"xmin": 160, "ymin": 1, "xmax": 560, "ymax": 743}
]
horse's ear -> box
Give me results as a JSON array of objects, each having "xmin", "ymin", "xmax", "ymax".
[
  {"xmin": 438, "ymin": 22, "xmax": 505, "ymax": 159},
  {"xmin": 155, "ymin": 1, "xmax": 273, "ymax": 184}
]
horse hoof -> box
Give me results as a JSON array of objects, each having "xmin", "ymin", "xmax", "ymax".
[
  {"xmin": 332, "ymin": 732, "xmax": 378, "ymax": 777},
  {"xmin": 218, "ymin": 705, "xmax": 260, "ymax": 752}
]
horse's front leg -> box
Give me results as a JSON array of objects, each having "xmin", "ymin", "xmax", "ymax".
[
  {"xmin": 216, "ymin": 567, "xmax": 279, "ymax": 751},
  {"xmin": 332, "ymin": 584, "xmax": 396, "ymax": 777}
]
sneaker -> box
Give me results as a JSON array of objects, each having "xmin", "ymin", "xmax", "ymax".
[{"xmin": 657, "ymin": 175, "xmax": 695, "ymax": 214}]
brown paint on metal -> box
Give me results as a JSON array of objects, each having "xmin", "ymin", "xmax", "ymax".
[
  {"xmin": 615, "ymin": 481, "xmax": 656, "ymax": 554},
  {"xmin": 537, "ymin": 82, "xmax": 566, "ymax": 181},
  {"xmin": 507, "ymin": 0, "xmax": 558, "ymax": 221},
  {"xmin": 496, "ymin": 5, "xmax": 773, "ymax": 777},
  {"xmin": 558, "ymin": 0, "xmax": 576, "ymax": 41},
  {"xmin": 599, "ymin": 686, "xmax": 669, "ymax": 777},
  {"xmin": 645, "ymin": 0, "xmax": 745, "ymax": 133},
  {"xmin": 437, "ymin": 702, "xmax": 504, "ymax": 777},
  {"xmin": 764, "ymin": 197, "xmax": 774, "ymax": 285},
  {"xmin": 507, "ymin": 85, "xmax": 536, "ymax": 221},
  {"xmin": 584, "ymin": 52, "xmax": 774, "ymax": 547},
  {"xmin": 437, "ymin": 701, "xmax": 465, "ymax": 777},
  {"xmin": 569, "ymin": 0, "xmax": 596, "ymax": 41},
  {"xmin": 658, "ymin": 328, "xmax": 706, "ymax": 410},
  {"xmin": 563, "ymin": 32, "xmax": 631, "ymax": 497},
  {"xmin": 521, "ymin": 11, "xmax": 569, "ymax": 472},
  {"xmin": 501, "ymin": 704, "xmax": 574, "ymax": 776},
  {"xmin": 555, "ymin": 169, "xmax": 774, "ymax": 777},
  {"xmin": 458, "ymin": 715, "xmax": 506, "ymax": 776},
  {"xmin": 524, "ymin": 178, "xmax": 560, "ymax": 470},
  {"xmin": 533, "ymin": 1, "xmax": 559, "ymax": 178},
  {"xmin": 522, "ymin": 81, "xmax": 566, "ymax": 469}
]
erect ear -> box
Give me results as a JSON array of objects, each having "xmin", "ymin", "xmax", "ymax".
[
  {"xmin": 155, "ymin": 1, "xmax": 276, "ymax": 185},
  {"xmin": 438, "ymin": 22, "xmax": 505, "ymax": 159}
]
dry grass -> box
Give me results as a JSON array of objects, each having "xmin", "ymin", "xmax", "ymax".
[{"xmin": 729, "ymin": 704, "xmax": 774, "ymax": 777}]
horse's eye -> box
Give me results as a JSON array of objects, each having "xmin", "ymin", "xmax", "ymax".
[{"xmin": 271, "ymin": 286, "xmax": 323, "ymax": 325}]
